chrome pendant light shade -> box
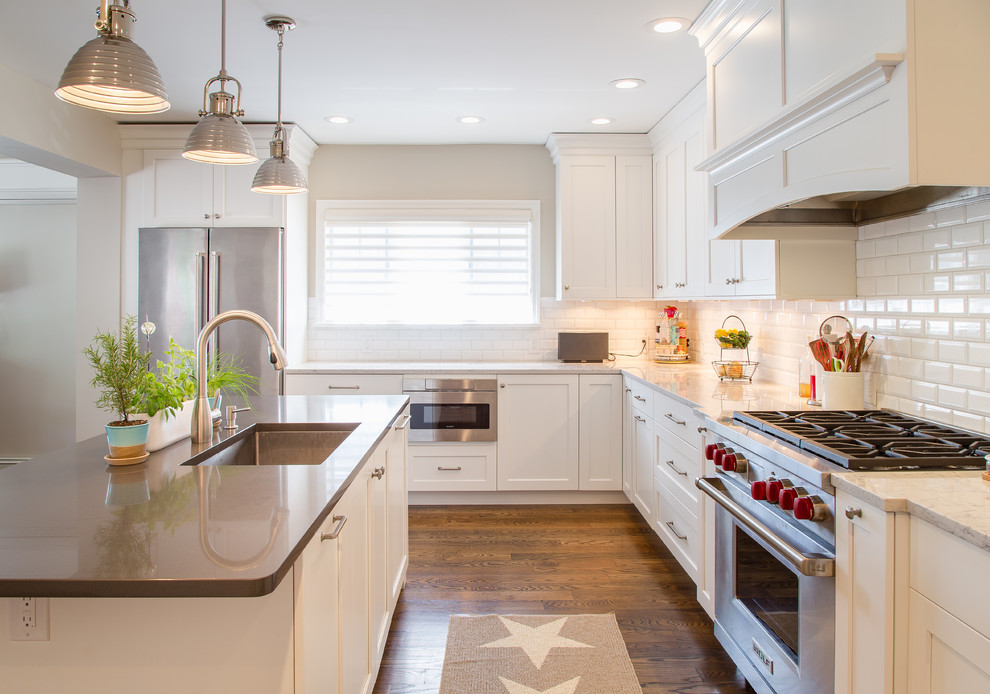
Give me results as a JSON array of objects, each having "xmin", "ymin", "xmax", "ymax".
[
  {"xmin": 252, "ymin": 16, "xmax": 308, "ymax": 195},
  {"xmin": 253, "ymin": 135, "xmax": 308, "ymax": 194},
  {"xmin": 182, "ymin": 0, "xmax": 257, "ymax": 165},
  {"xmin": 55, "ymin": 1, "xmax": 169, "ymax": 114}
]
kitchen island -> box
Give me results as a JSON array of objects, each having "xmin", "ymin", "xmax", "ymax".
[{"xmin": 0, "ymin": 394, "xmax": 409, "ymax": 694}]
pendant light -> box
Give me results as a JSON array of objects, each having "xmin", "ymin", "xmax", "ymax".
[
  {"xmin": 182, "ymin": 0, "xmax": 257, "ymax": 165},
  {"xmin": 252, "ymin": 16, "xmax": 308, "ymax": 194},
  {"xmin": 55, "ymin": 0, "xmax": 169, "ymax": 114}
]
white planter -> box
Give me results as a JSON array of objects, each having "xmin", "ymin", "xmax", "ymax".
[{"xmin": 136, "ymin": 400, "xmax": 195, "ymax": 451}]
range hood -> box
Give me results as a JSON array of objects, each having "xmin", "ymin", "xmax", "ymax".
[{"xmin": 729, "ymin": 186, "xmax": 990, "ymax": 240}]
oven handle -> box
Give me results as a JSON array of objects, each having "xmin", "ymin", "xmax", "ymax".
[{"xmin": 696, "ymin": 476, "xmax": 835, "ymax": 578}]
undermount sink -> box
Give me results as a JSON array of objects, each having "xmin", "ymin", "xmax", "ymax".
[{"xmin": 183, "ymin": 422, "xmax": 359, "ymax": 467}]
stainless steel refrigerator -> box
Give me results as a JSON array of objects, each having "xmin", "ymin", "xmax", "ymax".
[{"xmin": 138, "ymin": 227, "xmax": 284, "ymax": 397}]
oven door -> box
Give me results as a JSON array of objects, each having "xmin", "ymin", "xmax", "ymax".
[
  {"xmin": 405, "ymin": 391, "xmax": 497, "ymax": 443},
  {"xmin": 700, "ymin": 477, "xmax": 834, "ymax": 694}
]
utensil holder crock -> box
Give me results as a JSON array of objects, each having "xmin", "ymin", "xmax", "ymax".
[{"xmin": 821, "ymin": 372, "xmax": 865, "ymax": 410}]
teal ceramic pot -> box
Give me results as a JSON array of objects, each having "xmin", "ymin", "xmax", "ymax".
[{"xmin": 105, "ymin": 421, "xmax": 150, "ymax": 459}]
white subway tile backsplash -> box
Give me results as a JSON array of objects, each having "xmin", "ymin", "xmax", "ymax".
[
  {"xmin": 875, "ymin": 236, "xmax": 899, "ymax": 256},
  {"xmin": 937, "ymin": 384, "xmax": 967, "ymax": 409},
  {"xmin": 910, "ymin": 211, "xmax": 938, "ymax": 231},
  {"xmin": 925, "ymin": 274, "xmax": 951, "ymax": 292},
  {"xmin": 969, "ymin": 297, "xmax": 990, "ymax": 315},
  {"xmin": 937, "ymin": 340, "xmax": 968, "ymax": 363},
  {"xmin": 936, "ymin": 206, "xmax": 967, "ymax": 228},
  {"xmin": 967, "ymin": 247, "xmax": 990, "ymax": 268},
  {"xmin": 924, "ymin": 361, "xmax": 952, "ymax": 385},
  {"xmin": 953, "ymin": 272, "xmax": 983, "ymax": 292},
  {"xmin": 897, "ymin": 232, "xmax": 924, "ymax": 255},
  {"xmin": 937, "ymin": 297, "xmax": 966, "ymax": 314},
  {"xmin": 911, "ymin": 339, "xmax": 938, "ymax": 360},
  {"xmin": 885, "ymin": 255, "xmax": 911, "ymax": 275},
  {"xmin": 925, "ymin": 319, "xmax": 950, "ymax": 337},
  {"xmin": 875, "ymin": 276, "xmax": 898, "ymax": 295},
  {"xmin": 967, "ymin": 201, "xmax": 990, "ymax": 223},
  {"xmin": 937, "ymin": 250, "xmax": 967, "ymax": 270},
  {"xmin": 924, "ymin": 229, "xmax": 951, "ymax": 250},
  {"xmin": 898, "ymin": 275, "xmax": 924, "ymax": 295},
  {"xmin": 952, "ymin": 364, "xmax": 983, "ymax": 389},
  {"xmin": 910, "ymin": 252, "xmax": 937, "ymax": 273},
  {"xmin": 953, "ymin": 319, "xmax": 983, "ymax": 340},
  {"xmin": 910, "ymin": 381, "xmax": 938, "ymax": 404},
  {"xmin": 953, "ymin": 223, "xmax": 984, "ymax": 247}
]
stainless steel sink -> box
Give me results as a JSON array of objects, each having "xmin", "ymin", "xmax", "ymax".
[{"xmin": 183, "ymin": 422, "xmax": 359, "ymax": 466}]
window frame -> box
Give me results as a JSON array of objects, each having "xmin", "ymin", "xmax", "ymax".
[{"xmin": 314, "ymin": 199, "xmax": 541, "ymax": 327}]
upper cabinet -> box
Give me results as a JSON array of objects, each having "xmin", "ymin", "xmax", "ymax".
[
  {"xmin": 120, "ymin": 124, "xmax": 316, "ymax": 229},
  {"xmin": 690, "ymin": 0, "xmax": 990, "ymax": 238},
  {"xmin": 546, "ymin": 134, "xmax": 653, "ymax": 300}
]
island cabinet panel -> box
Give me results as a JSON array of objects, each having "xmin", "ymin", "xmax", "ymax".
[
  {"xmin": 368, "ymin": 445, "xmax": 390, "ymax": 668},
  {"xmin": 386, "ymin": 412, "xmax": 410, "ymax": 608},
  {"xmin": 0, "ymin": 577, "xmax": 296, "ymax": 694}
]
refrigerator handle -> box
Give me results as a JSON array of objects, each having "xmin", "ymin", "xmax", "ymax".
[
  {"xmin": 195, "ymin": 252, "xmax": 208, "ymax": 333},
  {"xmin": 209, "ymin": 251, "xmax": 221, "ymax": 355}
]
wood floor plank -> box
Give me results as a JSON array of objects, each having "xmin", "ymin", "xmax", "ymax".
[{"xmin": 373, "ymin": 504, "xmax": 754, "ymax": 694}]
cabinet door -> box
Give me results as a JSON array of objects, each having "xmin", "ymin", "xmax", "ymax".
[
  {"xmin": 142, "ymin": 150, "xmax": 213, "ymax": 226},
  {"xmin": 337, "ymin": 469, "xmax": 373, "ymax": 694},
  {"xmin": 558, "ymin": 156, "xmax": 616, "ymax": 299},
  {"xmin": 705, "ymin": 238, "xmax": 738, "ymax": 296},
  {"xmin": 683, "ymin": 119, "xmax": 708, "ymax": 298},
  {"xmin": 654, "ymin": 139, "xmax": 684, "ymax": 298},
  {"xmin": 368, "ymin": 449, "xmax": 390, "ymax": 667},
  {"xmin": 294, "ymin": 512, "xmax": 342, "ymax": 694},
  {"xmin": 908, "ymin": 591, "xmax": 990, "ymax": 694},
  {"xmin": 630, "ymin": 409, "xmax": 654, "ymax": 521},
  {"xmin": 835, "ymin": 491, "xmax": 896, "ymax": 694},
  {"xmin": 497, "ymin": 375, "xmax": 579, "ymax": 490},
  {"xmin": 621, "ymin": 383, "xmax": 635, "ymax": 500},
  {"xmin": 578, "ymin": 374, "xmax": 622, "ymax": 490},
  {"xmin": 214, "ymin": 163, "xmax": 285, "ymax": 227},
  {"xmin": 736, "ymin": 239, "xmax": 777, "ymax": 295},
  {"xmin": 386, "ymin": 411, "xmax": 409, "ymax": 609},
  {"xmin": 615, "ymin": 155, "xmax": 653, "ymax": 299}
]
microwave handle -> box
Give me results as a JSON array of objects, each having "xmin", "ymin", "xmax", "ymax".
[{"xmin": 696, "ymin": 476, "xmax": 835, "ymax": 578}]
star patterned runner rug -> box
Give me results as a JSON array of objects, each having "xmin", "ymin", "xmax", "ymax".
[{"xmin": 438, "ymin": 614, "xmax": 643, "ymax": 694}]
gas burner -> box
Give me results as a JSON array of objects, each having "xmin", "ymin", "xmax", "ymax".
[{"xmin": 733, "ymin": 409, "xmax": 988, "ymax": 470}]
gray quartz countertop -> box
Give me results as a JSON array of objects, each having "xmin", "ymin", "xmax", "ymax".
[
  {"xmin": 832, "ymin": 471, "xmax": 990, "ymax": 552},
  {"xmin": 0, "ymin": 395, "xmax": 408, "ymax": 599}
]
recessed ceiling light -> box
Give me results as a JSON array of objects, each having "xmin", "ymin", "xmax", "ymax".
[
  {"xmin": 610, "ymin": 78, "xmax": 645, "ymax": 90},
  {"xmin": 589, "ymin": 117, "xmax": 614, "ymax": 126},
  {"xmin": 325, "ymin": 115, "xmax": 352, "ymax": 124},
  {"xmin": 647, "ymin": 17, "xmax": 690, "ymax": 34},
  {"xmin": 457, "ymin": 115, "xmax": 484, "ymax": 124}
]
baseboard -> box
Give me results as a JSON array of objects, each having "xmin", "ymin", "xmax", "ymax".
[{"xmin": 408, "ymin": 490, "xmax": 630, "ymax": 505}]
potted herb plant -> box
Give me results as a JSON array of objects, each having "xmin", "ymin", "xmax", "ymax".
[
  {"xmin": 83, "ymin": 316, "xmax": 151, "ymax": 463},
  {"xmin": 134, "ymin": 338, "xmax": 198, "ymax": 451}
]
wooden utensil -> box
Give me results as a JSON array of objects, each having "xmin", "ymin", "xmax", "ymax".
[{"xmin": 808, "ymin": 338, "xmax": 831, "ymax": 370}]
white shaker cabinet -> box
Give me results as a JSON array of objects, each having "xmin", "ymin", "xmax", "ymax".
[
  {"xmin": 141, "ymin": 149, "xmax": 285, "ymax": 228},
  {"xmin": 496, "ymin": 374, "xmax": 579, "ymax": 490},
  {"xmin": 834, "ymin": 490, "xmax": 903, "ymax": 694},
  {"xmin": 546, "ymin": 135, "xmax": 653, "ymax": 300},
  {"xmin": 622, "ymin": 377, "xmax": 654, "ymax": 520},
  {"xmin": 577, "ymin": 374, "xmax": 622, "ymax": 491}
]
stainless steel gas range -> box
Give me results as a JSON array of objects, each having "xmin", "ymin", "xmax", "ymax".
[{"xmin": 697, "ymin": 409, "xmax": 989, "ymax": 694}]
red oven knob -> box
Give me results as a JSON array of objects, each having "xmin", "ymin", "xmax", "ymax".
[
  {"xmin": 778, "ymin": 487, "xmax": 808, "ymax": 512},
  {"xmin": 713, "ymin": 448, "xmax": 727, "ymax": 467},
  {"xmin": 793, "ymin": 495, "xmax": 830, "ymax": 522},
  {"xmin": 766, "ymin": 479, "xmax": 793, "ymax": 504},
  {"xmin": 704, "ymin": 443, "xmax": 720, "ymax": 460},
  {"xmin": 750, "ymin": 480, "xmax": 768, "ymax": 501},
  {"xmin": 722, "ymin": 452, "xmax": 747, "ymax": 473}
]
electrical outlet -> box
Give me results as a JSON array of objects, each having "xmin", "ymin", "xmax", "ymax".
[
  {"xmin": 8, "ymin": 597, "xmax": 49, "ymax": 641},
  {"xmin": 528, "ymin": 335, "xmax": 540, "ymax": 354}
]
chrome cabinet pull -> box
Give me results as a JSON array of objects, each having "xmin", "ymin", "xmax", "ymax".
[
  {"xmin": 437, "ymin": 466, "xmax": 463, "ymax": 471},
  {"xmin": 665, "ymin": 459, "xmax": 688, "ymax": 477},
  {"xmin": 665, "ymin": 521, "xmax": 688, "ymax": 541},
  {"xmin": 327, "ymin": 384, "xmax": 360, "ymax": 390},
  {"xmin": 634, "ymin": 395, "xmax": 646, "ymax": 402},
  {"xmin": 844, "ymin": 507, "xmax": 863, "ymax": 520},
  {"xmin": 321, "ymin": 515, "xmax": 347, "ymax": 541},
  {"xmin": 696, "ymin": 477, "xmax": 834, "ymax": 577},
  {"xmin": 624, "ymin": 387, "xmax": 631, "ymax": 393},
  {"xmin": 664, "ymin": 413, "xmax": 686, "ymax": 426},
  {"xmin": 394, "ymin": 414, "xmax": 411, "ymax": 430},
  {"xmin": 634, "ymin": 415, "xmax": 646, "ymax": 423},
  {"xmin": 372, "ymin": 466, "xmax": 385, "ymax": 479}
]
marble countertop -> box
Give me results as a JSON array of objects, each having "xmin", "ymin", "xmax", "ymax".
[
  {"xmin": 0, "ymin": 395, "xmax": 408, "ymax": 598},
  {"xmin": 832, "ymin": 471, "xmax": 990, "ymax": 552}
]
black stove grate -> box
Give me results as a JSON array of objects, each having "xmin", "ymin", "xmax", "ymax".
[{"xmin": 733, "ymin": 410, "xmax": 989, "ymax": 470}]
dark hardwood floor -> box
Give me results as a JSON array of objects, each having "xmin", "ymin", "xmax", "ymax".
[{"xmin": 373, "ymin": 504, "xmax": 754, "ymax": 694}]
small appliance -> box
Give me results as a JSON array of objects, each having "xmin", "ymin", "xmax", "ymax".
[{"xmin": 557, "ymin": 332, "xmax": 608, "ymax": 363}]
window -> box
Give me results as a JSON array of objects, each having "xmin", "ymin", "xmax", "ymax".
[{"xmin": 317, "ymin": 200, "xmax": 540, "ymax": 325}]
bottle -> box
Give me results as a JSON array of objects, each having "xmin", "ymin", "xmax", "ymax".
[{"xmin": 798, "ymin": 337, "xmax": 820, "ymax": 405}]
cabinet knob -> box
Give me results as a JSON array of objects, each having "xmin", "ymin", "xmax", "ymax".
[
  {"xmin": 203, "ymin": 213, "xmax": 210, "ymax": 219},
  {"xmin": 214, "ymin": 213, "xmax": 221, "ymax": 219},
  {"xmin": 372, "ymin": 466, "xmax": 385, "ymax": 479},
  {"xmin": 563, "ymin": 284, "xmax": 570, "ymax": 290},
  {"xmin": 844, "ymin": 507, "xmax": 863, "ymax": 520},
  {"xmin": 657, "ymin": 284, "xmax": 663, "ymax": 290},
  {"xmin": 725, "ymin": 278, "xmax": 732, "ymax": 285},
  {"xmin": 500, "ymin": 383, "xmax": 506, "ymax": 388}
]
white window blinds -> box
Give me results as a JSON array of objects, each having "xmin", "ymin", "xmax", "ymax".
[{"xmin": 318, "ymin": 201, "xmax": 540, "ymax": 325}]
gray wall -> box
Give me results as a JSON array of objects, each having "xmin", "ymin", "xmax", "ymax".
[{"xmin": 0, "ymin": 202, "xmax": 77, "ymax": 458}]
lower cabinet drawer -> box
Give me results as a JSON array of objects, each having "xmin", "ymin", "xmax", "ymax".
[
  {"xmin": 408, "ymin": 443, "xmax": 497, "ymax": 491},
  {"xmin": 284, "ymin": 373, "xmax": 403, "ymax": 395},
  {"xmin": 653, "ymin": 393, "xmax": 702, "ymax": 448},
  {"xmin": 654, "ymin": 430, "xmax": 702, "ymax": 511},
  {"xmin": 653, "ymin": 474, "xmax": 701, "ymax": 585}
]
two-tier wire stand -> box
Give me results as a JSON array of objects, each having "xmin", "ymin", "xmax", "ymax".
[{"xmin": 712, "ymin": 315, "xmax": 759, "ymax": 382}]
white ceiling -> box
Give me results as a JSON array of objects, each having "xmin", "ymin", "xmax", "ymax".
[{"xmin": 1, "ymin": 0, "xmax": 709, "ymax": 146}]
